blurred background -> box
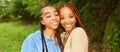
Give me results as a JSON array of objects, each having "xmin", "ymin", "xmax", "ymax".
[{"xmin": 0, "ymin": 0, "xmax": 120, "ymax": 52}]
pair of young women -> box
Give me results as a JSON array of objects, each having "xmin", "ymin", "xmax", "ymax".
[{"xmin": 21, "ymin": 3, "xmax": 91, "ymax": 52}]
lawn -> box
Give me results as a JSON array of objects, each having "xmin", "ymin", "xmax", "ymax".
[{"xmin": 0, "ymin": 21, "xmax": 39, "ymax": 52}]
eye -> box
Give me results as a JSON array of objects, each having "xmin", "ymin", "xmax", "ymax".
[
  {"xmin": 55, "ymin": 12, "xmax": 59, "ymax": 16},
  {"xmin": 46, "ymin": 15, "xmax": 51, "ymax": 18},
  {"xmin": 55, "ymin": 14, "xmax": 59, "ymax": 16},
  {"xmin": 70, "ymin": 16, "xmax": 73, "ymax": 18},
  {"xmin": 60, "ymin": 17, "xmax": 64, "ymax": 20}
]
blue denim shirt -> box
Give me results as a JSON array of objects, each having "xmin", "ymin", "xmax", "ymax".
[{"xmin": 21, "ymin": 30, "xmax": 61, "ymax": 52}]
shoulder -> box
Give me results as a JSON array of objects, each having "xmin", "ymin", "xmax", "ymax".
[
  {"xmin": 21, "ymin": 30, "xmax": 42, "ymax": 52},
  {"xmin": 71, "ymin": 27, "xmax": 85, "ymax": 35},
  {"xmin": 23, "ymin": 30, "xmax": 42, "ymax": 43},
  {"xmin": 70, "ymin": 27, "xmax": 88, "ymax": 42},
  {"xmin": 70, "ymin": 27, "xmax": 88, "ymax": 40},
  {"xmin": 70, "ymin": 27, "xmax": 89, "ymax": 52}
]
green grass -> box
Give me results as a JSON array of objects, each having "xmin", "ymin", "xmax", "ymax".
[{"xmin": 0, "ymin": 22, "xmax": 39, "ymax": 52}]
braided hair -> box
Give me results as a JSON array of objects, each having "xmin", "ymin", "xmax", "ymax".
[{"xmin": 39, "ymin": 6, "xmax": 64, "ymax": 52}]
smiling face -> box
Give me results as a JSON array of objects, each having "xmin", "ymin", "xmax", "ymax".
[
  {"xmin": 40, "ymin": 6, "xmax": 60, "ymax": 30},
  {"xmin": 59, "ymin": 7, "xmax": 76, "ymax": 32}
]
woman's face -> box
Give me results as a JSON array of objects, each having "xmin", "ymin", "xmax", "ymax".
[
  {"xmin": 41, "ymin": 6, "xmax": 60, "ymax": 30},
  {"xmin": 59, "ymin": 7, "xmax": 76, "ymax": 32}
]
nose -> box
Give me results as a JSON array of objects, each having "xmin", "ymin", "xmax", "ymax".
[
  {"xmin": 52, "ymin": 15, "xmax": 57, "ymax": 20},
  {"xmin": 65, "ymin": 18, "xmax": 69, "ymax": 23}
]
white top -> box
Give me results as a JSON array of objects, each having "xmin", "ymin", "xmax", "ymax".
[{"xmin": 61, "ymin": 27, "xmax": 88, "ymax": 52}]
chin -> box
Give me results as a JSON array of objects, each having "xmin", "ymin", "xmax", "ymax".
[
  {"xmin": 65, "ymin": 28, "xmax": 72, "ymax": 32},
  {"xmin": 52, "ymin": 27, "xmax": 58, "ymax": 29}
]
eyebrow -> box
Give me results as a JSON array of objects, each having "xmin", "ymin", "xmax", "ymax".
[{"xmin": 44, "ymin": 12, "xmax": 50, "ymax": 16}]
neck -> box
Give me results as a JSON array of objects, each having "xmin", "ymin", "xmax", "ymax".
[
  {"xmin": 65, "ymin": 26, "xmax": 76, "ymax": 36},
  {"xmin": 44, "ymin": 28, "xmax": 56, "ymax": 43},
  {"xmin": 65, "ymin": 31, "xmax": 71, "ymax": 38}
]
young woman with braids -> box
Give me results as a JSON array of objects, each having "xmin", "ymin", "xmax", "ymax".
[
  {"xmin": 58, "ymin": 3, "xmax": 92, "ymax": 52},
  {"xmin": 21, "ymin": 6, "xmax": 63, "ymax": 52}
]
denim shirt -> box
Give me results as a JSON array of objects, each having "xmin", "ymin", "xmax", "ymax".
[{"xmin": 21, "ymin": 30, "xmax": 61, "ymax": 52}]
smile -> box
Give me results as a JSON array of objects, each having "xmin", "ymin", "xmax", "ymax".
[
  {"xmin": 52, "ymin": 22, "xmax": 58, "ymax": 25},
  {"xmin": 65, "ymin": 24, "xmax": 71, "ymax": 28}
]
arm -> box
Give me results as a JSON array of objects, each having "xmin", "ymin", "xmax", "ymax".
[{"xmin": 71, "ymin": 28, "xmax": 88, "ymax": 52}]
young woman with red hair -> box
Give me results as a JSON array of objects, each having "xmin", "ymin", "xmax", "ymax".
[{"xmin": 58, "ymin": 3, "xmax": 92, "ymax": 52}]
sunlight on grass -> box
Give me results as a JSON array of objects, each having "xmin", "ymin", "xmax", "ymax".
[{"xmin": 0, "ymin": 22, "xmax": 39, "ymax": 52}]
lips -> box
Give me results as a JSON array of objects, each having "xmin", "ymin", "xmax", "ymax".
[
  {"xmin": 52, "ymin": 21, "xmax": 59, "ymax": 25},
  {"xmin": 52, "ymin": 22, "xmax": 58, "ymax": 25},
  {"xmin": 64, "ymin": 24, "xmax": 72, "ymax": 28}
]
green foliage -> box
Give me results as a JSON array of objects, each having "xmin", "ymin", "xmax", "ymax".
[
  {"xmin": 7, "ymin": 0, "xmax": 23, "ymax": 19},
  {"xmin": 103, "ymin": 0, "xmax": 120, "ymax": 51},
  {"xmin": 0, "ymin": 0, "xmax": 9, "ymax": 19},
  {"xmin": 108, "ymin": 26, "xmax": 120, "ymax": 52},
  {"xmin": 0, "ymin": 0, "xmax": 120, "ymax": 51},
  {"xmin": 103, "ymin": 19, "xmax": 120, "ymax": 51},
  {"xmin": 0, "ymin": 22, "xmax": 39, "ymax": 52},
  {"xmin": 0, "ymin": 0, "xmax": 49, "ymax": 19},
  {"xmin": 22, "ymin": 0, "xmax": 48, "ymax": 18}
]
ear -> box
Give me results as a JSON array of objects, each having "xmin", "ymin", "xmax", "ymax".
[{"xmin": 41, "ymin": 20, "xmax": 45, "ymax": 25}]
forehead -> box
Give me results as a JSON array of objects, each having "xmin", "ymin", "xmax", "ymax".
[
  {"xmin": 60, "ymin": 7, "xmax": 73, "ymax": 14},
  {"xmin": 42, "ymin": 6, "xmax": 56, "ymax": 14}
]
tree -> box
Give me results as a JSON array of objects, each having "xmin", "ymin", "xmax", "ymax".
[{"xmin": 0, "ymin": 0, "xmax": 9, "ymax": 19}]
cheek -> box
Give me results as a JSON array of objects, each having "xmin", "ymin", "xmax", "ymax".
[
  {"xmin": 57, "ymin": 17, "xmax": 60, "ymax": 21},
  {"xmin": 71, "ymin": 18, "xmax": 77, "ymax": 25},
  {"xmin": 74, "ymin": 19, "xmax": 77, "ymax": 25},
  {"xmin": 60, "ymin": 20, "xmax": 64, "ymax": 26},
  {"xmin": 42, "ymin": 19, "xmax": 49, "ymax": 24}
]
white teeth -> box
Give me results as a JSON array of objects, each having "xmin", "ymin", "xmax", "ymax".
[
  {"xmin": 65, "ymin": 25, "xmax": 71, "ymax": 27},
  {"xmin": 52, "ymin": 22, "xmax": 58, "ymax": 25}
]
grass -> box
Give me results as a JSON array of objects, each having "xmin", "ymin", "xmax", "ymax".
[{"xmin": 0, "ymin": 21, "xmax": 39, "ymax": 52}]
